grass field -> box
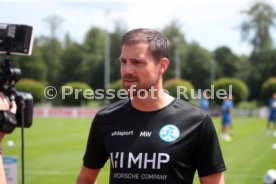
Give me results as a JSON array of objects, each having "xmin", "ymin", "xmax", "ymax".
[{"xmin": 1, "ymin": 116, "xmax": 276, "ymax": 184}]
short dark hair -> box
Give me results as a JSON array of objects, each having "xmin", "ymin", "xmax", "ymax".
[{"xmin": 121, "ymin": 28, "xmax": 170, "ymax": 62}]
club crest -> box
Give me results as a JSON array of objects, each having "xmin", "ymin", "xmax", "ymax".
[{"xmin": 159, "ymin": 124, "xmax": 180, "ymax": 142}]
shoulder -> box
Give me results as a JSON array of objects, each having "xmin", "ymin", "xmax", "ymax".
[
  {"xmin": 173, "ymin": 99, "xmax": 208, "ymax": 121},
  {"xmin": 172, "ymin": 99, "xmax": 215, "ymax": 135},
  {"xmin": 174, "ymin": 98, "xmax": 204, "ymax": 111},
  {"xmin": 96, "ymin": 99, "xmax": 130, "ymax": 117}
]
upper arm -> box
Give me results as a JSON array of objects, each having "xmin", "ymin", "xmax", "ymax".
[
  {"xmin": 76, "ymin": 166, "xmax": 100, "ymax": 184},
  {"xmin": 200, "ymin": 172, "xmax": 225, "ymax": 184},
  {"xmin": 83, "ymin": 115, "xmax": 108, "ymax": 169},
  {"xmin": 196, "ymin": 115, "xmax": 226, "ymax": 176}
]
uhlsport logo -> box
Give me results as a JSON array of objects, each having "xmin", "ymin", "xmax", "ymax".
[{"xmin": 159, "ymin": 124, "xmax": 180, "ymax": 142}]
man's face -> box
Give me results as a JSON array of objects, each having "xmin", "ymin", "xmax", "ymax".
[{"xmin": 119, "ymin": 43, "xmax": 161, "ymax": 95}]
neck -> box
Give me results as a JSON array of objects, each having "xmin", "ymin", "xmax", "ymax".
[{"xmin": 130, "ymin": 89, "xmax": 174, "ymax": 112}]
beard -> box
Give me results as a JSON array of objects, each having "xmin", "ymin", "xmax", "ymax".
[{"xmin": 122, "ymin": 74, "xmax": 159, "ymax": 97}]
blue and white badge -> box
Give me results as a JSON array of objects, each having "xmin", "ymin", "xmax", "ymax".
[{"xmin": 159, "ymin": 124, "xmax": 180, "ymax": 142}]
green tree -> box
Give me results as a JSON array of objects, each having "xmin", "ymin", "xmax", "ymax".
[
  {"xmin": 262, "ymin": 77, "xmax": 276, "ymax": 102},
  {"xmin": 12, "ymin": 40, "xmax": 47, "ymax": 82},
  {"xmin": 163, "ymin": 78, "xmax": 194, "ymax": 101},
  {"xmin": 235, "ymin": 55, "xmax": 250, "ymax": 82},
  {"xmin": 241, "ymin": 1, "xmax": 276, "ymax": 54},
  {"xmin": 162, "ymin": 20, "xmax": 188, "ymax": 80},
  {"xmin": 64, "ymin": 33, "xmax": 74, "ymax": 49},
  {"xmin": 213, "ymin": 46, "xmax": 248, "ymax": 80},
  {"xmin": 248, "ymin": 49, "xmax": 276, "ymax": 99},
  {"xmin": 59, "ymin": 43, "xmax": 87, "ymax": 84},
  {"xmin": 41, "ymin": 15, "xmax": 64, "ymax": 86},
  {"xmin": 107, "ymin": 79, "xmax": 124, "ymax": 102},
  {"xmin": 240, "ymin": 1, "xmax": 276, "ymax": 99},
  {"xmin": 183, "ymin": 42, "xmax": 213, "ymax": 89},
  {"xmin": 37, "ymin": 36, "xmax": 63, "ymax": 86},
  {"xmin": 110, "ymin": 20, "xmax": 127, "ymax": 82},
  {"xmin": 82, "ymin": 27, "xmax": 105, "ymax": 90},
  {"xmin": 16, "ymin": 78, "xmax": 46, "ymax": 103},
  {"xmin": 213, "ymin": 78, "xmax": 249, "ymax": 104},
  {"xmin": 59, "ymin": 81, "xmax": 92, "ymax": 106}
]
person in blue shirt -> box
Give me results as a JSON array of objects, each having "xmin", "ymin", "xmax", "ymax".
[
  {"xmin": 266, "ymin": 93, "xmax": 276, "ymax": 137},
  {"xmin": 221, "ymin": 94, "xmax": 234, "ymax": 141},
  {"xmin": 199, "ymin": 92, "xmax": 210, "ymax": 112}
]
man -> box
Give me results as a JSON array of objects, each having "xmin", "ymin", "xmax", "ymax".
[
  {"xmin": 0, "ymin": 93, "xmax": 17, "ymax": 184},
  {"xmin": 221, "ymin": 95, "xmax": 234, "ymax": 142},
  {"xmin": 76, "ymin": 28, "xmax": 226, "ymax": 184},
  {"xmin": 266, "ymin": 93, "xmax": 276, "ymax": 137},
  {"xmin": 199, "ymin": 91, "xmax": 210, "ymax": 112}
]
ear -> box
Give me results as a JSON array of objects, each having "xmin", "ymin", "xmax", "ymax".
[{"xmin": 159, "ymin": 58, "xmax": 169, "ymax": 75}]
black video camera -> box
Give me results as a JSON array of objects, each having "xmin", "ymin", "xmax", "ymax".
[{"xmin": 0, "ymin": 23, "xmax": 34, "ymax": 133}]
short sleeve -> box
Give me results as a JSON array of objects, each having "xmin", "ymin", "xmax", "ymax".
[
  {"xmin": 83, "ymin": 114, "xmax": 108, "ymax": 169},
  {"xmin": 195, "ymin": 114, "xmax": 226, "ymax": 177}
]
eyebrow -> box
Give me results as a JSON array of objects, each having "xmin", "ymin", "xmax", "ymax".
[{"xmin": 119, "ymin": 57, "xmax": 147, "ymax": 63}]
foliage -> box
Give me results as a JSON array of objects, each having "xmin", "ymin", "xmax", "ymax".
[
  {"xmin": 247, "ymin": 49, "xmax": 276, "ymax": 99},
  {"xmin": 239, "ymin": 1, "xmax": 276, "ymax": 100},
  {"xmin": 12, "ymin": 40, "xmax": 47, "ymax": 82},
  {"xmin": 16, "ymin": 78, "xmax": 46, "ymax": 103},
  {"xmin": 107, "ymin": 79, "xmax": 124, "ymax": 102},
  {"xmin": 213, "ymin": 46, "xmax": 246, "ymax": 79},
  {"xmin": 182, "ymin": 42, "xmax": 213, "ymax": 89},
  {"xmin": 108, "ymin": 79, "xmax": 123, "ymax": 90},
  {"xmin": 82, "ymin": 27, "xmax": 105, "ymax": 90},
  {"xmin": 261, "ymin": 77, "xmax": 276, "ymax": 102},
  {"xmin": 213, "ymin": 77, "xmax": 249, "ymax": 104},
  {"xmin": 163, "ymin": 78, "xmax": 194, "ymax": 101},
  {"xmin": 162, "ymin": 20, "xmax": 188, "ymax": 80},
  {"xmin": 59, "ymin": 81, "xmax": 92, "ymax": 106},
  {"xmin": 59, "ymin": 43, "xmax": 87, "ymax": 84},
  {"xmin": 37, "ymin": 36, "xmax": 63, "ymax": 87},
  {"xmin": 13, "ymin": 9, "xmax": 276, "ymax": 106},
  {"xmin": 110, "ymin": 22, "xmax": 127, "ymax": 81},
  {"xmin": 240, "ymin": 1, "xmax": 276, "ymax": 54}
]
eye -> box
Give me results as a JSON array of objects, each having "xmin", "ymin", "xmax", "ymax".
[
  {"xmin": 132, "ymin": 60, "xmax": 143, "ymax": 65},
  {"xmin": 120, "ymin": 58, "xmax": 127, "ymax": 64}
]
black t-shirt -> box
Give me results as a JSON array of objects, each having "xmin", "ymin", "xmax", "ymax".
[{"xmin": 83, "ymin": 99, "xmax": 226, "ymax": 184}]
